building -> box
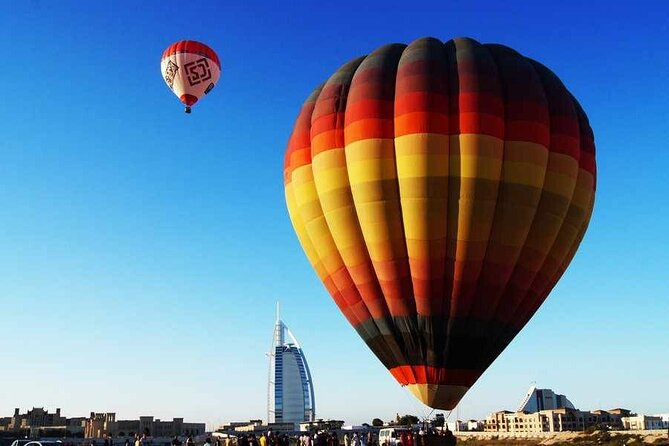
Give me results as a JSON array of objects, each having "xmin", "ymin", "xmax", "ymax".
[
  {"xmin": 85, "ymin": 413, "xmax": 117, "ymax": 438},
  {"xmin": 517, "ymin": 386, "xmax": 575, "ymax": 412},
  {"xmin": 84, "ymin": 413, "xmax": 205, "ymax": 438},
  {"xmin": 299, "ymin": 419, "xmax": 345, "ymax": 432},
  {"xmin": 485, "ymin": 411, "xmax": 513, "ymax": 432},
  {"xmin": 485, "ymin": 408, "xmax": 629, "ymax": 433},
  {"xmin": 0, "ymin": 418, "xmax": 12, "ymax": 432},
  {"xmin": 445, "ymin": 421, "xmax": 468, "ymax": 432},
  {"xmin": 68, "ymin": 417, "xmax": 87, "ymax": 429},
  {"xmin": 217, "ymin": 421, "xmax": 260, "ymax": 432},
  {"xmin": 0, "ymin": 408, "xmax": 86, "ymax": 437},
  {"xmin": 608, "ymin": 408, "xmax": 633, "ymax": 417},
  {"xmin": 0, "ymin": 408, "xmax": 67, "ymax": 432},
  {"xmin": 267, "ymin": 304, "xmax": 316, "ymax": 429},
  {"xmin": 622, "ymin": 415, "xmax": 665, "ymax": 430},
  {"xmin": 217, "ymin": 420, "xmax": 296, "ymax": 434}
]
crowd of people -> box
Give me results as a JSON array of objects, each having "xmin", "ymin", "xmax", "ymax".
[
  {"xmin": 220, "ymin": 430, "xmax": 340, "ymax": 446},
  {"xmin": 80, "ymin": 426, "xmax": 457, "ymax": 446},
  {"xmin": 211, "ymin": 427, "xmax": 456, "ymax": 446},
  {"xmin": 377, "ymin": 428, "xmax": 456, "ymax": 446}
]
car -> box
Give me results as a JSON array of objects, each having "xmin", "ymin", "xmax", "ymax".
[
  {"xmin": 22, "ymin": 441, "xmax": 63, "ymax": 446},
  {"xmin": 378, "ymin": 428, "xmax": 411, "ymax": 446}
]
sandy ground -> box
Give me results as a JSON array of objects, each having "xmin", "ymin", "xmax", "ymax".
[{"xmin": 455, "ymin": 429, "xmax": 669, "ymax": 445}]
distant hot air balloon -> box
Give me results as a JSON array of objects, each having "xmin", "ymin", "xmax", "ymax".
[
  {"xmin": 283, "ymin": 37, "xmax": 596, "ymax": 410},
  {"xmin": 161, "ymin": 40, "xmax": 220, "ymax": 113}
]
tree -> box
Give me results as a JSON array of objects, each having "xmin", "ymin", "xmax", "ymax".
[
  {"xmin": 397, "ymin": 415, "xmax": 419, "ymax": 426},
  {"xmin": 372, "ymin": 419, "xmax": 384, "ymax": 427}
]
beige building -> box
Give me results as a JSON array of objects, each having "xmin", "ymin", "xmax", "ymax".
[
  {"xmin": 0, "ymin": 408, "xmax": 67, "ymax": 432},
  {"xmin": 299, "ymin": 419, "xmax": 345, "ymax": 432},
  {"xmin": 485, "ymin": 408, "xmax": 627, "ymax": 433},
  {"xmin": 85, "ymin": 413, "xmax": 117, "ymax": 438},
  {"xmin": 218, "ymin": 420, "xmax": 296, "ymax": 434},
  {"xmin": 85, "ymin": 413, "xmax": 205, "ymax": 438},
  {"xmin": 622, "ymin": 415, "xmax": 665, "ymax": 430}
]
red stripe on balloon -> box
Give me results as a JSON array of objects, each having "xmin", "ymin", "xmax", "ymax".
[
  {"xmin": 389, "ymin": 365, "xmax": 479, "ymax": 387},
  {"xmin": 162, "ymin": 40, "xmax": 220, "ymax": 68},
  {"xmin": 180, "ymin": 94, "xmax": 199, "ymax": 106}
]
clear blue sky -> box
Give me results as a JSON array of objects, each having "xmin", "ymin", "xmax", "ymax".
[{"xmin": 1, "ymin": 0, "xmax": 668, "ymax": 429}]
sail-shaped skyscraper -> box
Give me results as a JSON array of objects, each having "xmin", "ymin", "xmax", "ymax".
[{"xmin": 267, "ymin": 305, "xmax": 316, "ymax": 428}]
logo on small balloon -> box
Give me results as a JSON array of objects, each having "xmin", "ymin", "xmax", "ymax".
[
  {"xmin": 164, "ymin": 60, "xmax": 179, "ymax": 89},
  {"xmin": 184, "ymin": 58, "xmax": 212, "ymax": 86}
]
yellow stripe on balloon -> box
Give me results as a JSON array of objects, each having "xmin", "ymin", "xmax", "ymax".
[
  {"xmin": 285, "ymin": 183, "xmax": 327, "ymax": 281},
  {"xmin": 312, "ymin": 149, "xmax": 371, "ymax": 269}
]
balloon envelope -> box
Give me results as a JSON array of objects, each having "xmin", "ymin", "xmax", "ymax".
[
  {"xmin": 161, "ymin": 40, "xmax": 220, "ymax": 112},
  {"xmin": 283, "ymin": 37, "xmax": 596, "ymax": 409}
]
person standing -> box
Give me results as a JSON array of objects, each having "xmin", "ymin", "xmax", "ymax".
[
  {"xmin": 443, "ymin": 427, "xmax": 456, "ymax": 446},
  {"xmin": 134, "ymin": 435, "xmax": 141, "ymax": 446},
  {"xmin": 204, "ymin": 438, "xmax": 213, "ymax": 446}
]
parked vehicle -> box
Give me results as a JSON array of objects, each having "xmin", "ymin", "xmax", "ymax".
[
  {"xmin": 10, "ymin": 441, "xmax": 40, "ymax": 446},
  {"xmin": 22, "ymin": 441, "xmax": 62, "ymax": 446},
  {"xmin": 378, "ymin": 428, "xmax": 410, "ymax": 446}
]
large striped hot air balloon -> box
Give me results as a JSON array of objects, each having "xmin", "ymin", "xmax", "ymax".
[
  {"xmin": 161, "ymin": 40, "xmax": 220, "ymax": 113},
  {"xmin": 283, "ymin": 37, "xmax": 596, "ymax": 410}
]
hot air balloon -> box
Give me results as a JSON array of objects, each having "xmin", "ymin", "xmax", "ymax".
[
  {"xmin": 161, "ymin": 40, "xmax": 220, "ymax": 113},
  {"xmin": 283, "ymin": 37, "xmax": 596, "ymax": 410}
]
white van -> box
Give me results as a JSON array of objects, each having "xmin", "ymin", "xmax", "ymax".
[{"xmin": 378, "ymin": 428, "xmax": 410, "ymax": 446}]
